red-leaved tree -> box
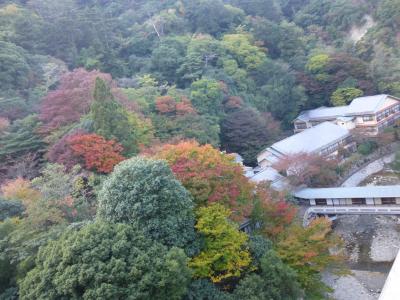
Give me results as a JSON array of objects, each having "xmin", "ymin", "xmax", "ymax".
[
  {"xmin": 68, "ymin": 134, "xmax": 125, "ymax": 173},
  {"xmin": 155, "ymin": 96, "xmax": 196, "ymax": 116},
  {"xmin": 48, "ymin": 132, "xmax": 124, "ymax": 173},
  {"xmin": 154, "ymin": 140, "xmax": 254, "ymax": 221},
  {"xmin": 39, "ymin": 69, "xmax": 112, "ymax": 132}
]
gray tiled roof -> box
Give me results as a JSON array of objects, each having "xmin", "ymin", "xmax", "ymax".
[
  {"xmin": 346, "ymin": 94, "xmax": 389, "ymax": 115},
  {"xmin": 297, "ymin": 106, "xmax": 348, "ymax": 122},
  {"xmin": 269, "ymin": 122, "xmax": 350, "ymax": 155},
  {"xmin": 295, "ymin": 94, "xmax": 399, "ymax": 122},
  {"xmin": 294, "ymin": 185, "xmax": 400, "ymax": 199}
]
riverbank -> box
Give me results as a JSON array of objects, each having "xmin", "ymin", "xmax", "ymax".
[{"xmin": 324, "ymin": 214, "xmax": 400, "ymax": 299}]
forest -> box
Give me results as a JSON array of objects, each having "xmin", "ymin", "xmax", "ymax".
[{"xmin": 0, "ymin": 0, "xmax": 400, "ymax": 299}]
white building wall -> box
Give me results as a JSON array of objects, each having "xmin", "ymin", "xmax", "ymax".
[{"xmin": 366, "ymin": 198, "xmax": 374, "ymax": 205}]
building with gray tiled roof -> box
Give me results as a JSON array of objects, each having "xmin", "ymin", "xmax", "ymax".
[{"xmin": 294, "ymin": 94, "xmax": 400, "ymax": 135}]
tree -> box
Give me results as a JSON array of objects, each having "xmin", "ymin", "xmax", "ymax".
[
  {"xmin": 189, "ymin": 204, "xmax": 251, "ymax": 283},
  {"xmin": 68, "ymin": 133, "xmax": 125, "ymax": 173},
  {"xmin": 252, "ymin": 186, "xmax": 297, "ymax": 239},
  {"xmin": 47, "ymin": 129, "xmax": 86, "ymax": 170},
  {"xmin": 330, "ymin": 87, "xmax": 363, "ymax": 106},
  {"xmin": 274, "ymin": 152, "xmax": 339, "ymax": 187},
  {"xmin": 152, "ymin": 114, "xmax": 220, "ymax": 147},
  {"xmin": 0, "ymin": 41, "xmax": 33, "ymax": 93},
  {"xmin": 221, "ymin": 33, "xmax": 267, "ymax": 70},
  {"xmin": 0, "ymin": 198, "xmax": 24, "ymax": 221},
  {"xmin": 254, "ymin": 59, "xmax": 307, "ymax": 126},
  {"xmin": 19, "ymin": 222, "xmax": 191, "ymax": 300},
  {"xmin": 0, "ymin": 114, "xmax": 46, "ymax": 162},
  {"xmin": 155, "ymin": 141, "xmax": 254, "ymax": 221},
  {"xmin": 184, "ymin": 279, "xmax": 231, "ymax": 300},
  {"xmin": 190, "ymin": 78, "xmax": 224, "ymax": 116},
  {"xmin": 276, "ymin": 218, "xmax": 346, "ymax": 298},
  {"xmin": 31, "ymin": 164, "xmax": 83, "ymax": 224},
  {"xmin": 184, "ymin": 0, "xmax": 244, "ymax": 36},
  {"xmin": 39, "ymin": 69, "xmax": 112, "ymax": 132},
  {"xmin": 233, "ymin": 250, "xmax": 302, "ymax": 300},
  {"xmin": 91, "ymin": 77, "xmax": 138, "ymax": 155},
  {"xmin": 97, "ymin": 157, "xmax": 196, "ymax": 251},
  {"xmin": 1, "ymin": 177, "xmax": 41, "ymax": 207},
  {"xmin": 220, "ymin": 107, "xmax": 277, "ymax": 165}
]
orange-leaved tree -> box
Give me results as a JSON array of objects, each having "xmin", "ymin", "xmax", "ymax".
[
  {"xmin": 154, "ymin": 141, "xmax": 254, "ymax": 221},
  {"xmin": 68, "ymin": 133, "xmax": 125, "ymax": 173}
]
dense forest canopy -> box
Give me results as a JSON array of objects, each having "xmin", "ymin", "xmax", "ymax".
[{"xmin": 0, "ymin": 0, "xmax": 399, "ymax": 299}]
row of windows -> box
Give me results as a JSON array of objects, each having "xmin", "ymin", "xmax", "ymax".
[
  {"xmin": 376, "ymin": 104, "xmax": 400, "ymax": 121},
  {"xmin": 377, "ymin": 113, "xmax": 400, "ymax": 131},
  {"xmin": 362, "ymin": 115, "xmax": 374, "ymax": 122},
  {"xmin": 315, "ymin": 198, "xmax": 397, "ymax": 206},
  {"xmin": 320, "ymin": 136, "xmax": 352, "ymax": 156}
]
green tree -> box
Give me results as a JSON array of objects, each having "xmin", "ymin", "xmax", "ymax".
[
  {"xmin": 189, "ymin": 204, "xmax": 251, "ymax": 283},
  {"xmin": 19, "ymin": 222, "xmax": 191, "ymax": 300},
  {"xmin": 184, "ymin": 279, "xmax": 231, "ymax": 300},
  {"xmin": 151, "ymin": 36, "xmax": 188, "ymax": 83},
  {"xmin": 152, "ymin": 114, "xmax": 221, "ymax": 147},
  {"xmin": 0, "ymin": 114, "xmax": 46, "ymax": 161},
  {"xmin": 190, "ymin": 78, "xmax": 224, "ymax": 116},
  {"xmin": 97, "ymin": 157, "xmax": 196, "ymax": 251},
  {"xmin": 91, "ymin": 77, "xmax": 137, "ymax": 155},
  {"xmin": 233, "ymin": 250, "xmax": 302, "ymax": 300},
  {"xmin": 221, "ymin": 33, "xmax": 267, "ymax": 70},
  {"xmin": 306, "ymin": 53, "xmax": 330, "ymax": 73},
  {"xmin": 0, "ymin": 41, "xmax": 32, "ymax": 93},
  {"xmin": 254, "ymin": 59, "xmax": 307, "ymax": 126},
  {"xmin": 178, "ymin": 35, "xmax": 223, "ymax": 85},
  {"xmin": 330, "ymin": 87, "xmax": 363, "ymax": 106},
  {"xmin": 184, "ymin": 0, "xmax": 244, "ymax": 36}
]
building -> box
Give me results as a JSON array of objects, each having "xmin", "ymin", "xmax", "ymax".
[
  {"xmin": 294, "ymin": 185, "xmax": 400, "ymax": 206},
  {"xmin": 257, "ymin": 122, "xmax": 356, "ymax": 169},
  {"xmin": 248, "ymin": 166, "xmax": 289, "ymax": 191},
  {"xmin": 294, "ymin": 94, "xmax": 400, "ymax": 135}
]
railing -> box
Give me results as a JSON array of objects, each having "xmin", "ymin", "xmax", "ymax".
[{"xmin": 303, "ymin": 205, "xmax": 400, "ymax": 226}]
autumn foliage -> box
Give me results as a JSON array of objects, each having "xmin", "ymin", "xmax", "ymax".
[
  {"xmin": 48, "ymin": 133, "xmax": 124, "ymax": 173},
  {"xmin": 67, "ymin": 134, "xmax": 125, "ymax": 173},
  {"xmin": 1, "ymin": 177, "xmax": 41, "ymax": 206},
  {"xmin": 254, "ymin": 185, "xmax": 297, "ymax": 238},
  {"xmin": 276, "ymin": 217, "xmax": 346, "ymax": 294},
  {"xmin": 155, "ymin": 141, "xmax": 254, "ymax": 221},
  {"xmin": 155, "ymin": 96, "xmax": 196, "ymax": 116},
  {"xmin": 274, "ymin": 152, "xmax": 339, "ymax": 187},
  {"xmin": 39, "ymin": 69, "xmax": 113, "ymax": 132}
]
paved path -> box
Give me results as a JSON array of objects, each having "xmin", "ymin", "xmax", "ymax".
[{"xmin": 341, "ymin": 153, "xmax": 395, "ymax": 187}]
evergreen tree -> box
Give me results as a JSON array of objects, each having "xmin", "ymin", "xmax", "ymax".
[
  {"xmin": 0, "ymin": 114, "xmax": 46, "ymax": 161},
  {"xmin": 91, "ymin": 78, "xmax": 137, "ymax": 156}
]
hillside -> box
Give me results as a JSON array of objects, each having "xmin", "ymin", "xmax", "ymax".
[{"xmin": 1, "ymin": 0, "xmax": 400, "ymax": 299}]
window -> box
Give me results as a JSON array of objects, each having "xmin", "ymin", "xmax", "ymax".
[
  {"xmin": 382, "ymin": 198, "xmax": 396, "ymax": 205},
  {"xmin": 295, "ymin": 122, "xmax": 307, "ymax": 129},
  {"xmin": 315, "ymin": 199, "xmax": 327, "ymax": 206},
  {"xmin": 362, "ymin": 115, "xmax": 374, "ymax": 122},
  {"xmin": 351, "ymin": 198, "xmax": 366, "ymax": 205}
]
